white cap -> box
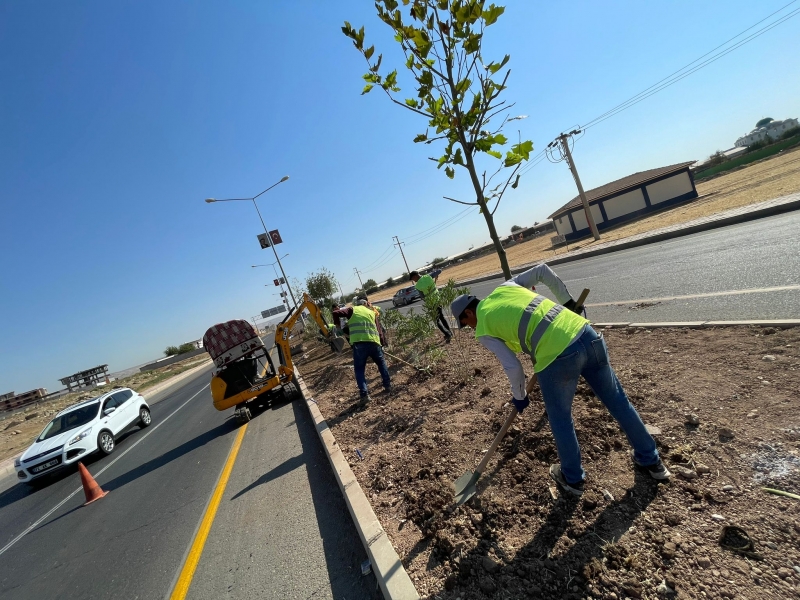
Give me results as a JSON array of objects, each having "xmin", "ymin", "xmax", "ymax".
[{"xmin": 450, "ymin": 294, "xmax": 478, "ymax": 327}]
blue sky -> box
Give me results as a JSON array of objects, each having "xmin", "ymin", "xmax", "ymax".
[{"xmin": 1, "ymin": 1, "xmax": 798, "ymax": 394}]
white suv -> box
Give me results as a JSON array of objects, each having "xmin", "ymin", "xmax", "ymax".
[{"xmin": 15, "ymin": 388, "xmax": 151, "ymax": 484}]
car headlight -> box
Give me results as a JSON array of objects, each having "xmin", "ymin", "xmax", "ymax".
[
  {"xmin": 14, "ymin": 457, "xmax": 21, "ymax": 467},
  {"xmin": 68, "ymin": 428, "xmax": 92, "ymax": 446}
]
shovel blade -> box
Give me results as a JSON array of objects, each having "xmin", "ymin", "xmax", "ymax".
[
  {"xmin": 331, "ymin": 338, "xmax": 346, "ymax": 353},
  {"xmin": 453, "ymin": 470, "xmax": 480, "ymax": 505}
]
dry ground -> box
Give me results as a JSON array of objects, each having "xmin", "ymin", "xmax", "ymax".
[
  {"xmin": 0, "ymin": 353, "xmax": 210, "ymax": 463},
  {"xmin": 298, "ymin": 325, "xmax": 800, "ymax": 599},
  {"xmin": 372, "ymin": 147, "xmax": 800, "ymax": 302}
]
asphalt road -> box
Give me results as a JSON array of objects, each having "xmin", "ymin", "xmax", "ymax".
[
  {"xmin": 0, "ymin": 346, "xmax": 378, "ymax": 599},
  {"xmin": 378, "ymin": 211, "xmax": 800, "ymax": 323}
]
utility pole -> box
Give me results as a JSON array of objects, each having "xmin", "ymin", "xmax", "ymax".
[
  {"xmin": 555, "ymin": 131, "xmax": 601, "ymax": 241},
  {"xmin": 337, "ymin": 281, "xmax": 345, "ymax": 303},
  {"xmin": 393, "ymin": 235, "xmax": 410, "ymax": 274},
  {"xmin": 354, "ymin": 267, "xmax": 367, "ymax": 300}
]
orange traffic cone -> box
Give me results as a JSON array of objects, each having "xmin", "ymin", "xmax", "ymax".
[{"xmin": 78, "ymin": 462, "xmax": 108, "ymax": 505}]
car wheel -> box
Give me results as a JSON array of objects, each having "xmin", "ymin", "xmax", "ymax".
[
  {"xmin": 139, "ymin": 407, "xmax": 151, "ymax": 428},
  {"xmin": 97, "ymin": 430, "xmax": 115, "ymax": 456}
]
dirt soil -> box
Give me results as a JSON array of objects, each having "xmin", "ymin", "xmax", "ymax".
[
  {"xmin": 0, "ymin": 354, "xmax": 210, "ymax": 463},
  {"xmin": 372, "ymin": 147, "xmax": 800, "ymax": 302},
  {"xmin": 297, "ymin": 326, "xmax": 800, "ymax": 599}
]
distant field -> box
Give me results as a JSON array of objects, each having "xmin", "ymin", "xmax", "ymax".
[
  {"xmin": 695, "ymin": 135, "xmax": 800, "ymax": 180},
  {"xmin": 371, "ymin": 145, "xmax": 800, "ymax": 301}
]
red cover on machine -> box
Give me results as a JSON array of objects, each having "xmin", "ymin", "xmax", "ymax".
[{"xmin": 202, "ymin": 320, "xmax": 264, "ymax": 367}]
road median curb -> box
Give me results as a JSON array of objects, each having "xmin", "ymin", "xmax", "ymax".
[{"xmin": 294, "ymin": 367, "xmax": 420, "ymax": 600}]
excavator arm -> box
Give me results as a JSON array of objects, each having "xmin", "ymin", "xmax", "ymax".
[{"xmin": 275, "ymin": 293, "xmax": 344, "ymax": 380}]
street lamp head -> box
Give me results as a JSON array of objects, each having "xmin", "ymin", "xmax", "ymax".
[
  {"xmin": 204, "ymin": 198, "xmax": 216, "ymax": 203},
  {"xmin": 280, "ymin": 176, "xmax": 289, "ymax": 182}
]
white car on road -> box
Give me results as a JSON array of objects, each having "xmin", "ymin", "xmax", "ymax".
[{"xmin": 15, "ymin": 387, "xmax": 151, "ymax": 484}]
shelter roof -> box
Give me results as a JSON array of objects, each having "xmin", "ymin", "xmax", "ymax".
[{"xmin": 548, "ymin": 161, "xmax": 695, "ymax": 219}]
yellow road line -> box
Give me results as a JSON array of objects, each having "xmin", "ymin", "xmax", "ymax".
[{"xmin": 169, "ymin": 423, "xmax": 248, "ymax": 600}]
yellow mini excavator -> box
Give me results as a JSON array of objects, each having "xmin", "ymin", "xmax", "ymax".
[{"xmin": 202, "ymin": 293, "xmax": 346, "ymax": 424}]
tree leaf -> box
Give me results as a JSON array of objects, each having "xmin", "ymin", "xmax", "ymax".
[
  {"xmin": 464, "ymin": 33, "xmax": 480, "ymax": 54},
  {"xmin": 362, "ymin": 84, "xmax": 374, "ymax": 95},
  {"xmin": 511, "ymin": 140, "xmax": 533, "ymax": 160},
  {"xmin": 406, "ymin": 98, "xmax": 420, "ymax": 108},
  {"xmin": 413, "ymin": 132, "xmax": 428, "ymax": 143},
  {"xmin": 482, "ymin": 5, "xmax": 505, "ymax": 26},
  {"xmin": 364, "ymin": 45, "xmax": 375, "ymax": 60},
  {"xmin": 510, "ymin": 173, "xmax": 521, "ymax": 189},
  {"xmin": 445, "ymin": 166, "xmax": 455, "ymax": 179},
  {"xmin": 487, "ymin": 150, "xmax": 502, "ymax": 159}
]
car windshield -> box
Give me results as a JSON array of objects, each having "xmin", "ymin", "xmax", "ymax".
[{"xmin": 37, "ymin": 402, "xmax": 100, "ymax": 442}]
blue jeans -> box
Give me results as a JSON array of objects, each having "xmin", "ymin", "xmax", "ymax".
[
  {"xmin": 537, "ymin": 326, "xmax": 659, "ymax": 484},
  {"xmin": 352, "ymin": 342, "xmax": 391, "ymax": 397}
]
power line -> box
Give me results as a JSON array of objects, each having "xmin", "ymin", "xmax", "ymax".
[
  {"xmin": 581, "ymin": 3, "xmax": 800, "ymax": 130},
  {"xmin": 402, "ymin": 206, "xmax": 473, "ymax": 243},
  {"xmin": 359, "ymin": 244, "xmax": 395, "ymax": 271},
  {"xmin": 363, "ymin": 249, "xmax": 399, "ymax": 274},
  {"xmin": 404, "ymin": 208, "xmax": 475, "ymax": 246}
]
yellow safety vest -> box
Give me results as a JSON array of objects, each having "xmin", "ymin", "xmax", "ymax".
[
  {"xmin": 414, "ymin": 274, "xmax": 436, "ymax": 297},
  {"xmin": 348, "ymin": 306, "xmax": 381, "ymax": 344},
  {"xmin": 475, "ymin": 285, "xmax": 588, "ymax": 373}
]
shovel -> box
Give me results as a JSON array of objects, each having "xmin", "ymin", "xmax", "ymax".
[
  {"xmin": 454, "ymin": 405, "xmax": 520, "ymax": 505},
  {"xmin": 453, "ymin": 288, "xmax": 591, "ymax": 505}
]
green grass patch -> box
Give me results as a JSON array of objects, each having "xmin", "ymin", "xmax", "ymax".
[{"xmin": 695, "ymin": 135, "xmax": 800, "ymax": 181}]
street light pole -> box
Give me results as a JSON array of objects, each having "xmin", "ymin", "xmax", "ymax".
[{"xmin": 206, "ymin": 176, "xmax": 299, "ymax": 308}]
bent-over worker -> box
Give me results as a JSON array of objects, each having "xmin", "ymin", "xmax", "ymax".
[
  {"xmin": 450, "ymin": 263, "xmax": 670, "ymax": 496},
  {"xmin": 409, "ymin": 270, "xmax": 452, "ymax": 343},
  {"xmin": 332, "ymin": 300, "xmax": 391, "ymax": 401}
]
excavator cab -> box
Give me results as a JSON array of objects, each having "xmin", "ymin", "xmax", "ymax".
[{"xmin": 203, "ymin": 294, "xmax": 343, "ymax": 425}]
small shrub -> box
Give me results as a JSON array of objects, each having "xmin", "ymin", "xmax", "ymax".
[
  {"xmin": 177, "ymin": 343, "xmax": 197, "ymax": 354},
  {"xmin": 164, "ymin": 346, "xmax": 180, "ymax": 357},
  {"xmin": 780, "ymin": 126, "xmax": 800, "ymax": 140}
]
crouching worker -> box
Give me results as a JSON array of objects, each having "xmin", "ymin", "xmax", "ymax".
[
  {"xmin": 450, "ymin": 263, "xmax": 670, "ymax": 496},
  {"xmin": 333, "ymin": 300, "xmax": 391, "ymax": 402}
]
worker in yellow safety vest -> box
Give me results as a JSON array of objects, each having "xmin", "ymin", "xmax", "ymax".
[
  {"xmin": 332, "ymin": 299, "xmax": 391, "ymax": 401},
  {"xmin": 450, "ymin": 263, "xmax": 670, "ymax": 497},
  {"xmin": 409, "ymin": 270, "xmax": 452, "ymax": 343}
]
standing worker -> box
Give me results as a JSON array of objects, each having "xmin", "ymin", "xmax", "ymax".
[
  {"xmin": 409, "ymin": 270, "xmax": 452, "ymax": 343},
  {"xmin": 450, "ymin": 264, "xmax": 670, "ymax": 496},
  {"xmin": 333, "ymin": 299, "xmax": 391, "ymax": 401}
]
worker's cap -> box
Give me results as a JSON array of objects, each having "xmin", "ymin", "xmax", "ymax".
[
  {"xmin": 451, "ymin": 294, "xmax": 479, "ymax": 328},
  {"xmin": 357, "ymin": 299, "xmax": 369, "ymax": 306}
]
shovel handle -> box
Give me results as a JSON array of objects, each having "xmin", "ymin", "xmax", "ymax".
[
  {"xmin": 576, "ymin": 288, "xmax": 590, "ymax": 306},
  {"xmin": 475, "ymin": 407, "xmax": 518, "ymax": 476}
]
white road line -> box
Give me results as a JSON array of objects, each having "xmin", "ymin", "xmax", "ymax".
[
  {"xmin": 586, "ymin": 285, "xmax": 800, "ymax": 307},
  {"xmin": 0, "ymin": 384, "xmax": 209, "ymax": 558}
]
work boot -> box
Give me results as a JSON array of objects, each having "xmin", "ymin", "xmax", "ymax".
[
  {"xmin": 631, "ymin": 451, "xmax": 671, "ymax": 480},
  {"xmin": 358, "ymin": 394, "xmax": 372, "ymax": 406},
  {"xmin": 444, "ymin": 334, "xmax": 452, "ymax": 344},
  {"xmin": 549, "ymin": 464, "xmax": 585, "ymax": 496}
]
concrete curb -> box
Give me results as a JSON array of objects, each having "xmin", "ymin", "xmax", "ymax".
[
  {"xmin": 593, "ymin": 319, "xmax": 800, "ymax": 329},
  {"xmin": 294, "ymin": 367, "xmax": 420, "ymax": 600},
  {"xmin": 0, "ymin": 358, "xmax": 214, "ymax": 491},
  {"xmin": 450, "ymin": 195, "xmax": 800, "ymax": 290}
]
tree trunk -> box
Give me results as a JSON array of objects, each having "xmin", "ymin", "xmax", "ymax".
[{"xmin": 462, "ymin": 145, "xmax": 512, "ymax": 280}]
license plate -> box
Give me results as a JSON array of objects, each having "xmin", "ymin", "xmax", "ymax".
[{"xmin": 32, "ymin": 458, "xmax": 59, "ymax": 473}]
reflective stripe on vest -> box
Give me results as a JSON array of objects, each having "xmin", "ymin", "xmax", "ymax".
[
  {"xmin": 348, "ymin": 306, "xmax": 380, "ymax": 344},
  {"xmin": 518, "ymin": 299, "xmax": 565, "ymax": 356},
  {"xmin": 475, "ymin": 284, "xmax": 588, "ymax": 373}
]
